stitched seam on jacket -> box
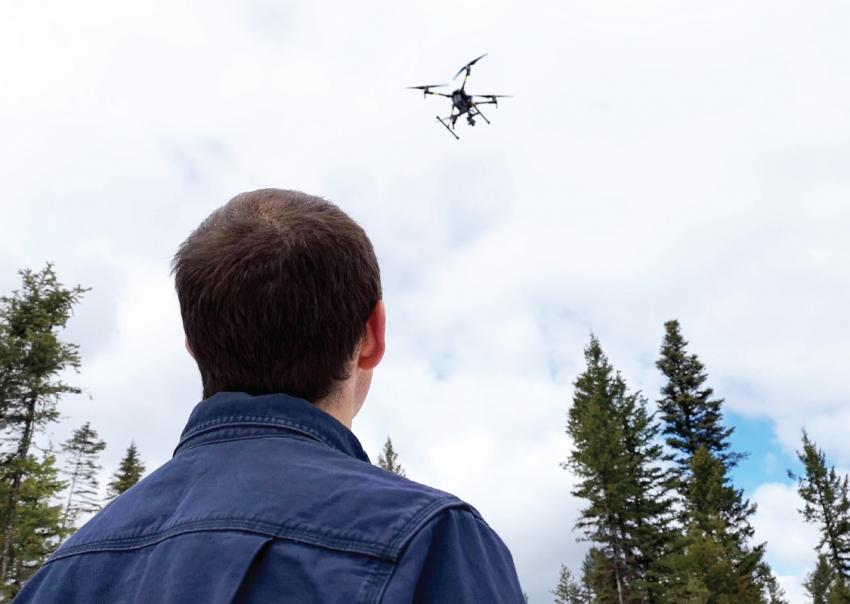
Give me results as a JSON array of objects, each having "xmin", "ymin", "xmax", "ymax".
[
  {"xmin": 47, "ymin": 518, "xmax": 397, "ymax": 563},
  {"xmin": 359, "ymin": 562, "xmax": 394, "ymax": 604},
  {"xmin": 176, "ymin": 417, "xmax": 337, "ymax": 453},
  {"xmin": 386, "ymin": 497, "xmax": 467, "ymax": 555},
  {"xmin": 176, "ymin": 433, "xmax": 319, "ymax": 454},
  {"xmin": 372, "ymin": 498, "xmax": 474, "ymax": 603}
]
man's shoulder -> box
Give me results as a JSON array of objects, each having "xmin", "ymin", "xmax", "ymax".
[{"xmin": 58, "ymin": 434, "xmax": 473, "ymax": 563}]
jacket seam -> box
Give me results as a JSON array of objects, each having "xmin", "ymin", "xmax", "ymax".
[
  {"xmin": 48, "ymin": 518, "xmax": 400, "ymax": 563},
  {"xmin": 386, "ymin": 497, "xmax": 468, "ymax": 554},
  {"xmin": 174, "ymin": 417, "xmax": 336, "ymax": 455},
  {"xmin": 176, "ymin": 433, "xmax": 320, "ymax": 454},
  {"xmin": 371, "ymin": 498, "xmax": 474, "ymax": 603}
]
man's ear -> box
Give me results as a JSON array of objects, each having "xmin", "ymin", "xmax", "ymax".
[
  {"xmin": 184, "ymin": 336, "xmax": 195, "ymax": 359},
  {"xmin": 357, "ymin": 300, "xmax": 386, "ymax": 371}
]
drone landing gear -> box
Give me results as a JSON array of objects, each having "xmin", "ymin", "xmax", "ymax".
[
  {"xmin": 471, "ymin": 105, "xmax": 490, "ymax": 125},
  {"xmin": 436, "ymin": 115, "xmax": 459, "ymax": 140}
]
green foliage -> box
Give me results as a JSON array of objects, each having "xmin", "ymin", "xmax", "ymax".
[
  {"xmin": 756, "ymin": 563, "xmax": 787, "ymax": 604},
  {"xmin": 377, "ymin": 436, "xmax": 405, "ymax": 477},
  {"xmin": 564, "ymin": 336, "xmax": 673, "ymax": 604},
  {"xmin": 0, "ymin": 265, "xmax": 88, "ymax": 439},
  {"xmin": 806, "ymin": 555, "xmax": 837, "ymax": 604},
  {"xmin": 0, "ymin": 452, "xmax": 68, "ymax": 602},
  {"xmin": 655, "ymin": 321, "xmax": 770, "ymax": 601},
  {"xmin": 106, "ymin": 442, "xmax": 145, "ymax": 500},
  {"xmin": 791, "ymin": 432, "xmax": 850, "ymax": 579},
  {"xmin": 61, "ymin": 422, "xmax": 106, "ymax": 529},
  {"xmin": 656, "ymin": 320, "xmax": 741, "ymax": 474},
  {"xmin": 662, "ymin": 448, "xmax": 766, "ymax": 603},
  {"xmin": 0, "ymin": 265, "xmax": 87, "ymax": 586},
  {"xmin": 553, "ymin": 564, "xmax": 588, "ymax": 604}
]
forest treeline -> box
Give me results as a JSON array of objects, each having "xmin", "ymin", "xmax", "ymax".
[
  {"xmin": 0, "ymin": 266, "xmax": 146, "ymax": 601},
  {"xmin": 380, "ymin": 329, "xmax": 850, "ymax": 602},
  {"xmin": 545, "ymin": 325, "xmax": 850, "ymax": 604},
  {"xmin": 4, "ymin": 265, "xmax": 850, "ymax": 603}
]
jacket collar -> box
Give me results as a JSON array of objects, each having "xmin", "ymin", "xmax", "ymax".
[{"xmin": 173, "ymin": 391, "xmax": 370, "ymax": 462}]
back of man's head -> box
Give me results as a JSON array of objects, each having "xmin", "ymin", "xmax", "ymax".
[{"xmin": 172, "ymin": 188, "xmax": 381, "ymax": 402}]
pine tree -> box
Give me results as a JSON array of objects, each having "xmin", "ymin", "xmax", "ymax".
[
  {"xmin": 790, "ymin": 432, "xmax": 850, "ymax": 580},
  {"xmin": 61, "ymin": 422, "xmax": 106, "ymax": 529},
  {"xmin": 656, "ymin": 320, "xmax": 741, "ymax": 474},
  {"xmin": 0, "ymin": 452, "xmax": 68, "ymax": 601},
  {"xmin": 0, "ymin": 265, "xmax": 87, "ymax": 581},
  {"xmin": 665, "ymin": 447, "xmax": 765, "ymax": 602},
  {"xmin": 580, "ymin": 547, "xmax": 620, "ymax": 604},
  {"xmin": 553, "ymin": 564, "xmax": 588, "ymax": 604},
  {"xmin": 106, "ymin": 442, "xmax": 145, "ymax": 500},
  {"xmin": 828, "ymin": 579, "xmax": 850, "ymax": 604},
  {"xmin": 805, "ymin": 555, "xmax": 836, "ymax": 604},
  {"xmin": 377, "ymin": 437, "xmax": 405, "ymax": 477},
  {"xmin": 757, "ymin": 563, "xmax": 788, "ymax": 604},
  {"xmin": 564, "ymin": 336, "xmax": 673, "ymax": 604},
  {"xmin": 656, "ymin": 321, "xmax": 770, "ymax": 601}
]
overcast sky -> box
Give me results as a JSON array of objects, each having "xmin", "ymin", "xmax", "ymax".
[{"xmin": 2, "ymin": 0, "xmax": 849, "ymax": 601}]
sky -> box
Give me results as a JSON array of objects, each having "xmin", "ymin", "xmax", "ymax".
[{"xmin": 1, "ymin": 0, "xmax": 849, "ymax": 601}]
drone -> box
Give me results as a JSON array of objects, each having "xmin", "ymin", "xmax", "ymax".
[{"xmin": 407, "ymin": 54, "xmax": 510, "ymax": 140}]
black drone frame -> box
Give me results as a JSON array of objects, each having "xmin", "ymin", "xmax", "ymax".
[{"xmin": 408, "ymin": 54, "xmax": 510, "ymax": 140}]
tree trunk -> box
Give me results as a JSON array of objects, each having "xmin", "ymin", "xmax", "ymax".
[
  {"xmin": 62, "ymin": 455, "xmax": 83, "ymax": 529},
  {"xmin": 816, "ymin": 480, "xmax": 846, "ymax": 580}
]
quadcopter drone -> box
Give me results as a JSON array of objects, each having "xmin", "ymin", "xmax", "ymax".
[{"xmin": 407, "ymin": 54, "xmax": 510, "ymax": 140}]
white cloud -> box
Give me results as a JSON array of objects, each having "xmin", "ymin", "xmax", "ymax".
[{"xmin": 752, "ymin": 482, "xmax": 821, "ymax": 603}]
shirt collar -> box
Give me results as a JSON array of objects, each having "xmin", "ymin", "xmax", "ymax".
[{"xmin": 173, "ymin": 391, "xmax": 370, "ymax": 462}]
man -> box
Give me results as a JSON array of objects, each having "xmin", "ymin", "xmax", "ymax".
[{"xmin": 18, "ymin": 189, "xmax": 525, "ymax": 602}]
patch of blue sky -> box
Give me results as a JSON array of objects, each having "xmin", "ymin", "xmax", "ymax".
[{"xmin": 726, "ymin": 410, "xmax": 797, "ymax": 493}]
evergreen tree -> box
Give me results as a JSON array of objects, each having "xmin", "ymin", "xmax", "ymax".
[
  {"xmin": 0, "ymin": 265, "xmax": 87, "ymax": 581},
  {"xmin": 553, "ymin": 564, "xmax": 588, "ymax": 604},
  {"xmin": 665, "ymin": 447, "xmax": 765, "ymax": 603},
  {"xmin": 757, "ymin": 563, "xmax": 787, "ymax": 604},
  {"xmin": 828, "ymin": 579, "xmax": 850, "ymax": 604},
  {"xmin": 656, "ymin": 321, "xmax": 770, "ymax": 601},
  {"xmin": 790, "ymin": 432, "xmax": 850, "ymax": 580},
  {"xmin": 61, "ymin": 422, "xmax": 106, "ymax": 529},
  {"xmin": 377, "ymin": 437, "xmax": 405, "ymax": 477},
  {"xmin": 805, "ymin": 555, "xmax": 836, "ymax": 604},
  {"xmin": 580, "ymin": 548, "xmax": 620, "ymax": 604},
  {"xmin": 0, "ymin": 452, "xmax": 67, "ymax": 602},
  {"xmin": 656, "ymin": 320, "xmax": 741, "ymax": 474},
  {"xmin": 564, "ymin": 336, "xmax": 673, "ymax": 604},
  {"xmin": 106, "ymin": 442, "xmax": 145, "ymax": 500}
]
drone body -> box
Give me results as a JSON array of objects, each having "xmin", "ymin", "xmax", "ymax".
[{"xmin": 408, "ymin": 54, "xmax": 510, "ymax": 139}]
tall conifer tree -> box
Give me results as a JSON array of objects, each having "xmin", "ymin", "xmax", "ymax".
[
  {"xmin": 791, "ymin": 432, "xmax": 850, "ymax": 580},
  {"xmin": 61, "ymin": 422, "xmax": 106, "ymax": 529},
  {"xmin": 0, "ymin": 452, "xmax": 67, "ymax": 602},
  {"xmin": 0, "ymin": 265, "xmax": 87, "ymax": 581},
  {"xmin": 656, "ymin": 321, "xmax": 769, "ymax": 602},
  {"xmin": 106, "ymin": 442, "xmax": 145, "ymax": 500},
  {"xmin": 565, "ymin": 336, "xmax": 672, "ymax": 604},
  {"xmin": 377, "ymin": 437, "xmax": 405, "ymax": 477}
]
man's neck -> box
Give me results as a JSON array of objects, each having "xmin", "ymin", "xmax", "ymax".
[{"xmin": 315, "ymin": 385, "xmax": 356, "ymax": 429}]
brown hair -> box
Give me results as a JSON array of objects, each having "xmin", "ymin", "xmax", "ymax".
[{"xmin": 172, "ymin": 189, "xmax": 381, "ymax": 402}]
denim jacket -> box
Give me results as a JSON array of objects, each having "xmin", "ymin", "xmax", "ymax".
[{"xmin": 17, "ymin": 392, "xmax": 525, "ymax": 603}]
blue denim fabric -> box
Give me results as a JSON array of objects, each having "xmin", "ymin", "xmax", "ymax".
[{"xmin": 17, "ymin": 392, "xmax": 525, "ymax": 603}]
